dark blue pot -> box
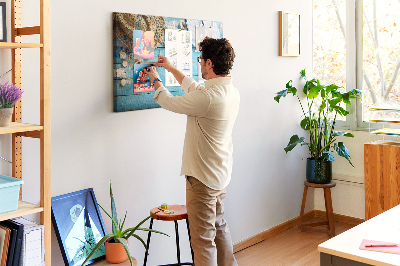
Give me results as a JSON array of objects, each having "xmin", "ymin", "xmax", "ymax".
[{"xmin": 306, "ymin": 158, "xmax": 332, "ymax": 184}]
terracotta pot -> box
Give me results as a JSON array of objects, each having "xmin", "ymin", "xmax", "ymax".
[
  {"xmin": 0, "ymin": 108, "xmax": 13, "ymax": 127},
  {"xmin": 105, "ymin": 238, "xmax": 128, "ymax": 264}
]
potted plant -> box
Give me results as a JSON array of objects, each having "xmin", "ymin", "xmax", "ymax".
[
  {"xmin": 274, "ymin": 69, "xmax": 362, "ymax": 184},
  {"xmin": 82, "ymin": 183, "xmax": 168, "ymax": 266},
  {"xmin": 0, "ymin": 82, "xmax": 23, "ymax": 127}
]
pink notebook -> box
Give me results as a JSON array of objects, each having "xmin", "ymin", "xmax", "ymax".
[{"xmin": 359, "ymin": 239, "xmax": 400, "ymax": 255}]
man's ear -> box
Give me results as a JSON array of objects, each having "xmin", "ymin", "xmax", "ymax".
[{"xmin": 206, "ymin": 59, "xmax": 213, "ymax": 69}]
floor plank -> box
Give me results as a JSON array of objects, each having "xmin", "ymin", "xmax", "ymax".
[{"xmin": 234, "ymin": 217, "xmax": 354, "ymax": 265}]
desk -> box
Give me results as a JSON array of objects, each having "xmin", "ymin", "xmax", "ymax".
[{"xmin": 318, "ymin": 204, "xmax": 400, "ymax": 265}]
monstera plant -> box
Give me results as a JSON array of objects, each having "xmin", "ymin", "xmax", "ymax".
[{"xmin": 274, "ymin": 69, "xmax": 362, "ymax": 183}]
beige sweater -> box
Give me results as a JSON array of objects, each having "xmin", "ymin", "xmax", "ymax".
[{"xmin": 154, "ymin": 76, "xmax": 240, "ymax": 190}]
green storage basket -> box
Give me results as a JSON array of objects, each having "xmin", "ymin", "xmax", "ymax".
[{"xmin": 0, "ymin": 175, "xmax": 24, "ymax": 214}]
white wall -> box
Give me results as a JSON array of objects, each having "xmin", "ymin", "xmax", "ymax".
[{"xmin": 1, "ymin": 0, "xmax": 315, "ymax": 265}]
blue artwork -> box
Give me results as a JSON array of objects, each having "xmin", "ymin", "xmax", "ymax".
[
  {"xmin": 113, "ymin": 12, "xmax": 223, "ymax": 112},
  {"xmin": 51, "ymin": 188, "xmax": 107, "ymax": 266}
]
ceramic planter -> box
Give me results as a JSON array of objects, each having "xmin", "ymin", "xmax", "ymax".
[
  {"xmin": 306, "ymin": 158, "xmax": 332, "ymax": 184},
  {"xmin": 105, "ymin": 238, "xmax": 128, "ymax": 264},
  {"xmin": 0, "ymin": 108, "xmax": 13, "ymax": 127}
]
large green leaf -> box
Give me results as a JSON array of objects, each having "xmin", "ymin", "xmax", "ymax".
[
  {"xmin": 110, "ymin": 182, "xmax": 118, "ymax": 234},
  {"xmin": 341, "ymin": 92, "xmax": 351, "ymax": 105},
  {"xmin": 81, "ymin": 234, "xmax": 115, "ymax": 266},
  {"xmin": 300, "ymin": 117, "xmax": 310, "ymax": 130},
  {"xmin": 325, "ymin": 84, "xmax": 339, "ymax": 94},
  {"xmin": 335, "ymin": 142, "xmax": 354, "ymax": 167},
  {"xmin": 284, "ymin": 135, "xmax": 305, "ymax": 153},
  {"xmin": 308, "ymin": 85, "xmax": 320, "ymax": 99}
]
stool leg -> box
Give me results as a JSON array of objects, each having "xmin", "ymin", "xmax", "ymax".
[
  {"xmin": 298, "ymin": 185, "xmax": 308, "ymax": 231},
  {"xmin": 174, "ymin": 220, "xmax": 182, "ymax": 265},
  {"xmin": 324, "ymin": 188, "xmax": 335, "ymax": 237},
  {"xmin": 186, "ymin": 218, "xmax": 194, "ymax": 264},
  {"xmin": 143, "ymin": 218, "xmax": 154, "ymax": 266}
]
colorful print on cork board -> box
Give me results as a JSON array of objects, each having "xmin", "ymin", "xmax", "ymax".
[{"xmin": 113, "ymin": 12, "xmax": 223, "ymax": 112}]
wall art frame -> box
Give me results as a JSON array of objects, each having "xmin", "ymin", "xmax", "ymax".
[
  {"xmin": 51, "ymin": 188, "xmax": 107, "ymax": 266},
  {"xmin": 279, "ymin": 11, "xmax": 300, "ymax": 56}
]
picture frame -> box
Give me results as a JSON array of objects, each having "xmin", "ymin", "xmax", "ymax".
[
  {"xmin": 279, "ymin": 11, "xmax": 300, "ymax": 56},
  {"xmin": 51, "ymin": 188, "xmax": 107, "ymax": 266},
  {"xmin": 0, "ymin": 2, "xmax": 6, "ymax": 42}
]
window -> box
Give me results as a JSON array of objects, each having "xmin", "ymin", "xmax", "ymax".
[{"xmin": 313, "ymin": 0, "xmax": 400, "ymax": 130}]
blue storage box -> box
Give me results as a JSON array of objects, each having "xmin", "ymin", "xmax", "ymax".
[{"xmin": 0, "ymin": 175, "xmax": 24, "ymax": 214}]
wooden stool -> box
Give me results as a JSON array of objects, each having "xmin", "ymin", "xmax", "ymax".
[
  {"xmin": 143, "ymin": 205, "xmax": 194, "ymax": 266},
  {"xmin": 298, "ymin": 181, "xmax": 336, "ymax": 237}
]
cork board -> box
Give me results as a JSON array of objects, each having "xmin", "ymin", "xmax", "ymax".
[{"xmin": 113, "ymin": 12, "xmax": 223, "ymax": 112}]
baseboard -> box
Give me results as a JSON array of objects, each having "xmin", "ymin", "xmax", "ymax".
[
  {"xmin": 314, "ymin": 210, "xmax": 364, "ymax": 226},
  {"xmin": 233, "ymin": 210, "xmax": 365, "ymax": 253}
]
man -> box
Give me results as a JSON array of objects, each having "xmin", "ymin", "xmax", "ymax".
[{"xmin": 145, "ymin": 37, "xmax": 239, "ymax": 266}]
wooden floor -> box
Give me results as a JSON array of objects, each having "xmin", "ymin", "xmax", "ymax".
[{"xmin": 234, "ymin": 217, "xmax": 354, "ymax": 266}]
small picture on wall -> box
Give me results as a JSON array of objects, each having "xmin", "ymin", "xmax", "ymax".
[
  {"xmin": 133, "ymin": 64, "xmax": 155, "ymax": 93},
  {"xmin": 279, "ymin": 11, "xmax": 300, "ymax": 56},
  {"xmin": 133, "ymin": 30, "xmax": 155, "ymax": 59},
  {"xmin": 0, "ymin": 2, "xmax": 6, "ymax": 42}
]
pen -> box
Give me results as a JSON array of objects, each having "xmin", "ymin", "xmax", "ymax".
[{"xmin": 365, "ymin": 242, "xmax": 398, "ymax": 247}]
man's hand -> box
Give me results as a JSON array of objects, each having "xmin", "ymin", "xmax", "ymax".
[
  {"xmin": 143, "ymin": 66, "xmax": 160, "ymax": 83},
  {"xmin": 155, "ymin": 56, "xmax": 175, "ymax": 72}
]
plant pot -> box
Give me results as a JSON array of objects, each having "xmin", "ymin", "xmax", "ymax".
[
  {"xmin": 105, "ymin": 238, "xmax": 128, "ymax": 264},
  {"xmin": 0, "ymin": 108, "xmax": 13, "ymax": 127},
  {"xmin": 306, "ymin": 158, "xmax": 332, "ymax": 184}
]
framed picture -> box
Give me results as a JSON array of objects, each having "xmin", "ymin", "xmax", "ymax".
[
  {"xmin": 279, "ymin": 11, "xmax": 300, "ymax": 56},
  {"xmin": 51, "ymin": 188, "xmax": 107, "ymax": 266},
  {"xmin": 0, "ymin": 2, "xmax": 6, "ymax": 42}
]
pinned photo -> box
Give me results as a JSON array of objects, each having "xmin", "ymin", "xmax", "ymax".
[
  {"xmin": 196, "ymin": 26, "xmax": 213, "ymax": 51},
  {"xmin": 133, "ymin": 30, "xmax": 155, "ymax": 60},
  {"xmin": 133, "ymin": 64, "xmax": 155, "ymax": 93}
]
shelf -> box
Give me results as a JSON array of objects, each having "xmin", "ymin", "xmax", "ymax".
[
  {"xmin": 369, "ymin": 118, "xmax": 400, "ymax": 123},
  {"xmin": 370, "ymin": 128, "xmax": 400, "ymax": 136},
  {"xmin": 0, "ymin": 201, "xmax": 43, "ymax": 221},
  {"xmin": 0, "ymin": 122, "xmax": 42, "ymax": 134},
  {"xmin": 0, "ymin": 42, "xmax": 43, "ymax": 49}
]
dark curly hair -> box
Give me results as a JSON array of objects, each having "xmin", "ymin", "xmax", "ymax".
[{"xmin": 199, "ymin": 37, "xmax": 235, "ymax": 75}]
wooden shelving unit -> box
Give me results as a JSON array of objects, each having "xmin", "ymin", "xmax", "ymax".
[{"xmin": 0, "ymin": 0, "xmax": 51, "ymax": 265}]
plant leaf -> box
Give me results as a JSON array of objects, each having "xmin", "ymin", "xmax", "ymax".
[
  {"xmin": 284, "ymin": 135, "xmax": 305, "ymax": 153},
  {"xmin": 300, "ymin": 117, "xmax": 310, "ymax": 130},
  {"xmin": 341, "ymin": 92, "xmax": 351, "ymax": 105},
  {"xmin": 335, "ymin": 142, "xmax": 354, "ymax": 167},
  {"xmin": 123, "ymin": 211, "xmax": 160, "ymax": 239},
  {"xmin": 136, "ymin": 227, "xmax": 170, "ymax": 236},
  {"xmin": 81, "ymin": 234, "xmax": 114, "ymax": 266},
  {"xmin": 343, "ymin": 133, "xmax": 354, "ymax": 137},
  {"xmin": 110, "ymin": 182, "xmax": 118, "ymax": 234},
  {"xmin": 114, "ymin": 238, "xmax": 133, "ymax": 266}
]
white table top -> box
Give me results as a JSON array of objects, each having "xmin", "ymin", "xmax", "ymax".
[{"xmin": 318, "ymin": 205, "xmax": 400, "ymax": 266}]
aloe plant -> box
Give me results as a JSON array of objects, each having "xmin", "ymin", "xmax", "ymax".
[
  {"xmin": 81, "ymin": 183, "xmax": 168, "ymax": 266},
  {"xmin": 274, "ymin": 69, "xmax": 362, "ymax": 166}
]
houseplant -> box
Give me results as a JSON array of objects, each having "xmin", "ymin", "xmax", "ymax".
[
  {"xmin": 81, "ymin": 183, "xmax": 168, "ymax": 266},
  {"xmin": 0, "ymin": 82, "xmax": 23, "ymax": 127},
  {"xmin": 274, "ymin": 69, "xmax": 362, "ymax": 183}
]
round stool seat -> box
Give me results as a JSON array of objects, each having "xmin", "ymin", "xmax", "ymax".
[
  {"xmin": 304, "ymin": 181, "xmax": 336, "ymax": 188},
  {"xmin": 150, "ymin": 205, "xmax": 188, "ymax": 221}
]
